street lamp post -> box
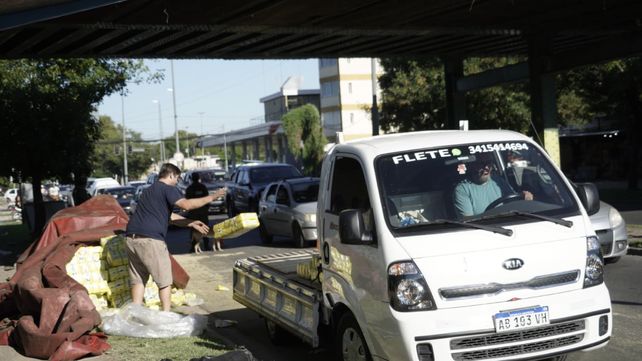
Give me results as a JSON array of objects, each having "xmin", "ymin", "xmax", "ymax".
[
  {"xmin": 121, "ymin": 95, "xmax": 129, "ymax": 185},
  {"xmin": 169, "ymin": 60, "xmax": 181, "ymax": 164},
  {"xmin": 152, "ymin": 100, "xmax": 165, "ymax": 162}
]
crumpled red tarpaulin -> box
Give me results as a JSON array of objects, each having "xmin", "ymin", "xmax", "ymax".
[{"xmin": 0, "ymin": 195, "xmax": 190, "ymax": 360}]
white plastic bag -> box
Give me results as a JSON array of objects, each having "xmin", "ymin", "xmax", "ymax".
[{"xmin": 101, "ymin": 303, "xmax": 208, "ymax": 338}]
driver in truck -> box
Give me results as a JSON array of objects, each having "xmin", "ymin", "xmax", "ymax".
[{"xmin": 453, "ymin": 152, "xmax": 533, "ymax": 218}]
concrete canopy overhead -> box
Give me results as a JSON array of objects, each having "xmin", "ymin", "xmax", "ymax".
[{"xmin": 0, "ymin": 0, "xmax": 641, "ymax": 65}]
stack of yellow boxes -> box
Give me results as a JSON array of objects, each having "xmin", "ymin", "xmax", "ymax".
[
  {"xmin": 296, "ymin": 253, "xmax": 323, "ymax": 283},
  {"xmin": 211, "ymin": 212, "xmax": 260, "ymax": 239},
  {"xmin": 65, "ymin": 234, "xmax": 200, "ymax": 311}
]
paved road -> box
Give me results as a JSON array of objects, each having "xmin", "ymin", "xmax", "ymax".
[{"xmin": 176, "ymin": 219, "xmax": 642, "ymax": 361}]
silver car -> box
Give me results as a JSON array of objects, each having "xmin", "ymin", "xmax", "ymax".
[
  {"xmin": 590, "ymin": 201, "xmax": 628, "ymax": 263},
  {"xmin": 258, "ymin": 177, "xmax": 319, "ymax": 248}
]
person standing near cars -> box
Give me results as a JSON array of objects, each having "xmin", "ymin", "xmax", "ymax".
[
  {"xmin": 125, "ymin": 163, "xmax": 226, "ymax": 311},
  {"xmin": 185, "ymin": 172, "xmax": 216, "ymax": 253}
]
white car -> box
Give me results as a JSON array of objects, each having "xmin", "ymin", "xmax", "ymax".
[
  {"xmin": 4, "ymin": 188, "xmax": 18, "ymax": 204},
  {"xmin": 258, "ymin": 177, "xmax": 319, "ymax": 248},
  {"xmin": 589, "ymin": 201, "xmax": 628, "ymax": 262}
]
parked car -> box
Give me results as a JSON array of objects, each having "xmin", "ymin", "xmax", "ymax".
[
  {"xmin": 589, "ymin": 201, "xmax": 628, "ymax": 263},
  {"xmin": 226, "ymin": 163, "xmax": 302, "ymax": 216},
  {"xmin": 127, "ymin": 180, "xmax": 146, "ymax": 188},
  {"xmin": 96, "ymin": 186, "xmax": 136, "ymax": 214},
  {"xmin": 129, "ymin": 184, "xmax": 150, "ymax": 215},
  {"xmin": 87, "ymin": 177, "xmax": 120, "ymax": 196},
  {"xmin": 178, "ymin": 168, "xmax": 228, "ymax": 214},
  {"xmin": 258, "ymin": 177, "xmax": 319, "ymax": 248},
  {"xmin": 4, "ymin": 188, "xmax": 18, "ymax": 204},
  {"xmin": 146, "ymin": 173, "xmax": 158, "ymax": 185}
]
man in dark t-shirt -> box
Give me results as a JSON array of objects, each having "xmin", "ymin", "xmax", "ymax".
[
  {"xmin": 185, "ymin": 172, "xmax": 210, "ymax": 253},
  {"xmin": 125, "ymin": 163, "xmax": 226, "ymax": 312}
]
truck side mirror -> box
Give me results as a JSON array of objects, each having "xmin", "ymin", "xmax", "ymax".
[
  {"xmin": 339, "ymin": 209, "xmax": 373, "ymax": 245},
  {"xmin": 575, "ymin": 182, "xmax": 600, "ymax": 216}
]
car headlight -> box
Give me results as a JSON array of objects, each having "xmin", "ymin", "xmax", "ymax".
[
  {"xmin": 608, "ymin": 206, "xmax": 624, "ymax": 228},
  {"xmin": 388, "ymin": 261, "xmax": 436, "ymax": 312},
  {"xmin": 304, "ymin": 213, "xmax": 316, "ymax": 223},
  {"xmin": 584, "ymin": 236, "xmax": 604, "ymax": 288}
]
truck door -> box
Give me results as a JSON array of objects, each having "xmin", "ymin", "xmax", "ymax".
[{"xmin": 322, "ymin": 155, "xmax": 387, "ymax": 318}]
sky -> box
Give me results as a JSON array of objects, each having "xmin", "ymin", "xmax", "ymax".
[{"xmin": 97, "ymin": 59, "xmax": 320, "ymax": 140}]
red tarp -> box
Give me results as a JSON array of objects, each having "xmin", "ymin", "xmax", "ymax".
[{"xmin": 0, "ymin": 195, "xmax": 190, "ymax": 360}]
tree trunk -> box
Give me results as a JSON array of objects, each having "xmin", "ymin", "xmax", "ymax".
[{"xmin": 31, "ymin": 175, "xmax": 46, "ymax": 236}]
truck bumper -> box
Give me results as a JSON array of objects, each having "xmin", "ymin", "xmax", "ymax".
[{"xmin": 369, "ymin": 284, "xmax": 611, "ymax": 361}]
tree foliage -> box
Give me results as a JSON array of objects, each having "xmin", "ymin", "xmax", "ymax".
[
  {"xmin": 93, "ymin": 115, "xmax": 157, "ymax": 181},
  {"xmin": 558, "ymin": 58, "xmax": 642, "ymax": 188},
  {"xmin": 379, "ymin": 57, "xmax": 532, "ymax": 133},
  {"xmin": 281, "ymin": 104, "xmax": 327, "ymax": 176},
  {"xmin": 0, "ymin": 58, "xmax": 157, "ymax": 234}
]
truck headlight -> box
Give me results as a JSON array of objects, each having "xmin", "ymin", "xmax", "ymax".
[
  {"xmin": 388, "ymin": 261, "xmax": 436, "ymax": 312},
  {"xmin": 608, "ymin": 207, "xmax": 624, "ymax": 228},
  {"xmin": 304, "ymin": 213, "xmax": 316, "ymax": 223},
  {"xmin": 584, "ymin": 236, "xmax": 604, "ymax": 288}
]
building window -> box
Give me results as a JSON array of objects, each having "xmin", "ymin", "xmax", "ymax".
[
  {"xmin": 319, "ymin": 58, "xmax": 338, "ymax": 68},
  {"xmin": 321, "ymin": 81, "xmax": 339, "ymax": 97},
  {"xmin": 350, "ymin": 113, "xmax": 354, "ymax": 123}
]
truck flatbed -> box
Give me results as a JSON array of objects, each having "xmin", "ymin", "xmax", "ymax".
[{"xmin": 232, "ymin": 249, "xmax": 322, "ymax": 346}]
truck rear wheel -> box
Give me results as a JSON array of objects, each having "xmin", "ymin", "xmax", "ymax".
[
  {"xmin": 336, "ymin": 313, "xmax": 372, "ymax": 361},
  {"xmin": 265, "ymin": 319, "xmax": 288, "ymax": 345}
]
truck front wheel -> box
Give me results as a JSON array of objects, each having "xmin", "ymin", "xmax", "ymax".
[{"xmin": 336, "ymin": 313, "xmax": 372, "ymax": 361}]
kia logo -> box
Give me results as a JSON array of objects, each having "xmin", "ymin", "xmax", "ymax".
[{"xmin": 503, "ymin": 258, "xmax": 524, "ymax": 270}]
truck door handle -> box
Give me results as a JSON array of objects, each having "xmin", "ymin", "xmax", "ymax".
[{"xmin": 330, "ymin": 222, "xmax": 339, "ymax": 230}]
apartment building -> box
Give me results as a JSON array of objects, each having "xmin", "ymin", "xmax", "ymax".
[{"xmin": 319, "ymin": 58, "xmax": 382, "ymax": 142}]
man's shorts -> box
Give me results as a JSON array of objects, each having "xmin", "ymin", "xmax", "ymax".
[{"xmin": 125, "ymin": 235, "xmax": 173, "ymax": 289}]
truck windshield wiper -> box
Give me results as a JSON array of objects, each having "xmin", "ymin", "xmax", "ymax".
[
  {"xmin": 425, "ymin": 219, "xmax": 513, "ymax": 237},
  {"xmin": 479, "ymin": 210, "xmax": 573, "ymax": 228}
]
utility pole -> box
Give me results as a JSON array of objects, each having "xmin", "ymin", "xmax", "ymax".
[
  {"xmin": 121, "ymin": 95, "xmax": 129, "ymax": 185},
  {"xmin": 153, "ymin": 100, "xmax": 165, "ymax": 162},
  {"xmin": 198, "ymin": 112, "xmax": 205, "ymax": 155},
  {"xmin": 170, "ymin": 60, "xmax": 181, "ymax": 162}
]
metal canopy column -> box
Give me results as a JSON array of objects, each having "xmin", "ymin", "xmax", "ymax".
[
  {"xmin": 445, "ymin": 57, "xmax": 466, "ymax": 129},
  {"xmin": 265, "ymin": 135, "xmax": 273, "ymax": 162},
  {"xmin": 242, "ymin": 140, "xmax": 248, "ymax": 160},
  {"xmin": 253, "ymin": 138, "xmax": 260, "ymax": 160},
  {"xmin": 528, "ymin": 36, "xmax": 560, "ymax": 167},
  {"xmin": 230, "ymin": 142, "xmax": 237, "ymax": 169}
]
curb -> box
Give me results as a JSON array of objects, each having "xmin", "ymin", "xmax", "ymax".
[{"xmin": 627, "ymin": 247, "xmax": 642, "ymax": 256}]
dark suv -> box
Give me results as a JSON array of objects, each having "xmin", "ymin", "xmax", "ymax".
[
  {"xmin": 178, "ymin": 168, "xmax": 228, "ymax": 214},
  {"xmin": 226, "ymin": 163, "xmax": 302, "ymax": 216}
]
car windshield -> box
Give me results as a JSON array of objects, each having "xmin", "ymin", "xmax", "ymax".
[
  {"xmin": 291, "ymin": 181, "xmax": 319, "ymax": 203},
  {"xmin": 250, "ymin": 166, "xmax": 301, "ymax": 183},
  {"xmin": 105, "ymin": 187, "xmax": 135, "ymax": 199},
  {"xmin": 376, "ymin": 140, "xmax": 579, "ymax": 231},
  {"xmin": 198, "ymin": 170, "xmax": 226, "ymax": 183}
]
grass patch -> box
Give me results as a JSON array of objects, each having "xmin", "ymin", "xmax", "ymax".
[{"xmin": 105, "ymin": 334, "xmax": 229, "ymax": 361}]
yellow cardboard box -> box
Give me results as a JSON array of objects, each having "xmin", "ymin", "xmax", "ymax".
[{"xmin": 211, "ymin": 212, "xmax": 260, "ymax": 239}]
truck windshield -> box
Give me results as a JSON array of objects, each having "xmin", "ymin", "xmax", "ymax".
[{"xmin": 376, "ymin": 140, "xmax": 579, "ymax": 230}]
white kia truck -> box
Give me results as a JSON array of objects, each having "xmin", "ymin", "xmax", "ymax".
[{"xmin": 233, "ymin": 129, "xmax": 611, "ymax": 361}]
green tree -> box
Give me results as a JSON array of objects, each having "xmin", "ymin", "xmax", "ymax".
[
  {"xmin": 93, "ymin": 115, "xmax": 156, "ymax": 181},
  {"xmin": 281, "ymin": 104, "xmax": 327, "ymax": 175},
  {"xmin": 379, "ymin": 57, "xmax": 532, "ymax": 133},
  {"xmin": 0, "ymin": 59, "xmax": 158, "ymax": 235},
  {"xmin": 558, "ymin": 58, "xmax": 642, "ymax": 189}
]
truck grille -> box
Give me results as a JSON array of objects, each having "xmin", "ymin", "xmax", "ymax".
[
  {"xmin": 451, "ymin": 334, "xmax": 583, "ymax": 360},
  {"xmin": 446, "ymin": 320, "xmax": 584, "ymax": 360},
  {"xmin": 439, "ymin": 270, "xmax": 580, "ymax": 299}
]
